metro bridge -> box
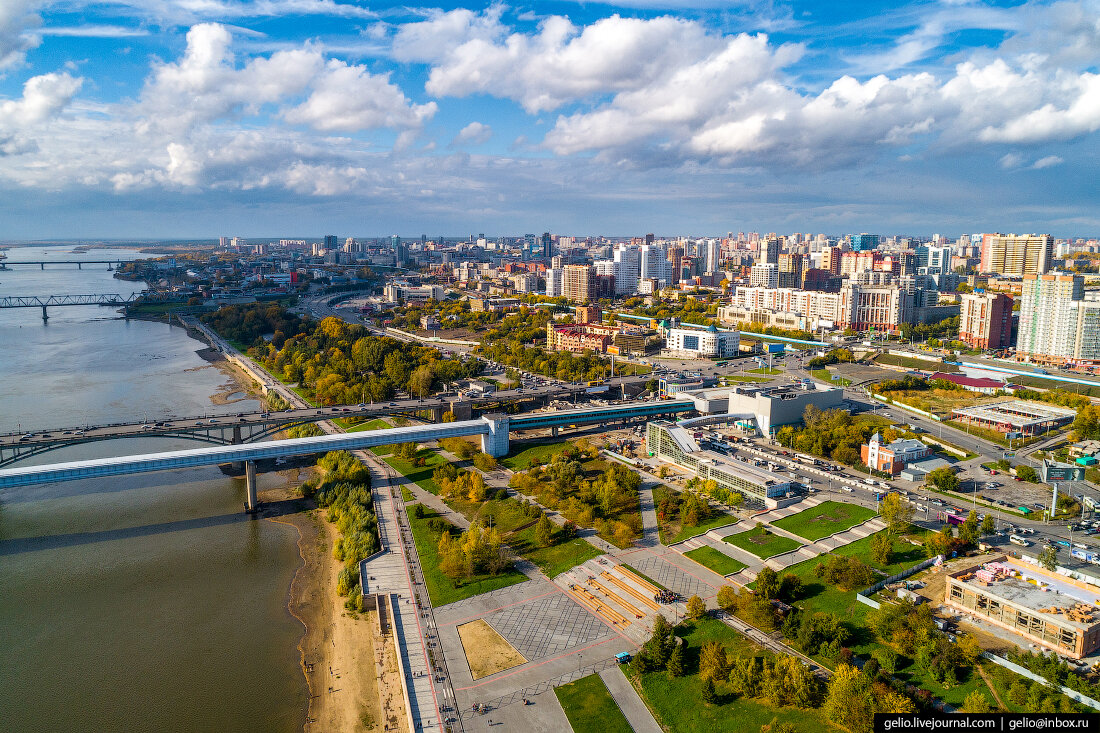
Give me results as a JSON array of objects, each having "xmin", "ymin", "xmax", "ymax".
[
  {"xmin": 0, "ymin": 380, "xmax": 630, "ymax": 468},
  {"xmin": 0, "ymin": 293, "xmax": 142, "ymax": 320},
  {"xmin": 0, "ymin": 259, "xmax": 127, "ymax": 270},
  {"xmin": 0, "ymin": 399, "xmax": 695, "ymax": 511}
]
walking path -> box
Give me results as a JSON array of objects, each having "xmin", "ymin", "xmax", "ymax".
[{"xmin": 598, "ymin": 667, "xmax": 662, "ymax": 733}]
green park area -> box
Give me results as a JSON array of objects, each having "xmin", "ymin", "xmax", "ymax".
[
  {"xmin": 772, "ymin": 501, "xmax": 877, "ymax": 542},
  {"xmin": 344, "ymin": 417, "xmax": 392, "ymax": 432},
  {"xmin": 873, "ymin": 354, "xmax": 959, "ymax": 372},
  {"xmin": 407, "ymin": 507, "xmax": 527, "ymax": 607},
  {"xmin": 380, "ymin": 447, "xmax": 449, "ymax": 494},
  {"xmin": 723, "ymin": 525, "xmax": 801, "ymax": 559},
  {"xmin": 555, "ymin": 673, "xmax": 633, "ymax": 733},
  {"xmin": 631, "ymin": 617, "xmax": 838, "ymax": 733},
  {"xmin": 684, "ymin": 546, "xmax": 747, "ymax": 576},
  {"xmin": 653, "ymin": 485, "xmax": 737, "ymax": 545},
  {"xmin": 748, "ymin": 366, "xmax": 781, "ymax": 375},
  {"xmin": 501, "ymin": 439, "xmax": 574, "ymax": 471},
  {"xmin": 810, "ymin": 369, "xmax": 850, "ymax": 386}
]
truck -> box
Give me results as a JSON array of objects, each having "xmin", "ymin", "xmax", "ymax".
[
  {"xmin": 1010, "ymin": 535, "xmax": 1031, "ymax": 546},
  {"xmin": 1073, "ymin": 549, "xmax": 1100, "ymax": 564},
  {"xmin": 615, "ymin": 652, "xmax": 632, "ymax": 664}
]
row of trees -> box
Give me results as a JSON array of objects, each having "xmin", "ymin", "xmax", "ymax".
[
  {"xmin": 774, "ymin": 406, "xmax": 884, "ymax": 467},
  {"xmin": 437, "ymin": 521, "xmax": 509, "ymax": 579},
  {"xmin": 300, "ymin": 451, "xmax": 378, "ymax": 604},
  {"xmin": 653, "ymin": 484, "xmax": 716, "ymax": 532}
]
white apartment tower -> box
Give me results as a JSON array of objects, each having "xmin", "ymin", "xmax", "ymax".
[
  {"xmin": 613, "ymin": 244, "xmax": 641, "ymax": 295},
  {"xmin": 1017, "ymin": 274, "xmax": 1082, "ymax": 363}
]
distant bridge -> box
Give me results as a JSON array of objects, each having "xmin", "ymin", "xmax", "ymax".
[
  {"xmin": 0, "ymin": 399, "xmax": 695, "ymax": 511},
  {"xmin": 0, "ymin": 293, "xmax": 168, "ymax": 320},
  {"xmin": 0, "ymin": 259, "xmax": 126, "ymax": 270}
]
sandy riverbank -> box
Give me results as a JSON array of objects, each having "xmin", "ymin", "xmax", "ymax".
[{"xmin": 265, "ymin": 484, "xmax": 406, "ymax": 733}]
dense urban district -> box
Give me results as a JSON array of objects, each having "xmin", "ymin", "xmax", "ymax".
[{"xmin": 11, "ymin": 228, "xmax": 1100, "ymax": 733}]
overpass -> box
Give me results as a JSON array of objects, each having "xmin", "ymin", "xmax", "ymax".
[{"xmin": 0, "ymin": 399, "xmax": 695, "ymax": 510}]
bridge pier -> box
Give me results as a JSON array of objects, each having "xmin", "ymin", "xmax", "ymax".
[
  {"xmin": 77, "ymin": 262, "xmax": 81, "ymax": 269},
  {"xmin": 480, "ymin": 415, "xmax": 510, "ymax": 458},
  {"xmin": 551, "ymin": 425, "xmax": 559, "ymax": 437},
  {"xmin": 40, "ymin": 263, "xmax": 45, "ymax": 270},
  {"xmin": 431, "ymin": 406, "xmax": 444, "ymax": 422},
  {"xmin": 41, "ymin": 306, "xmax": 48, "ymax": 322},
  {"xmin": 245, "ymin": 460, "xmax": 258, "ymax": 513},
  {"xmin": 449, "ymin": 400, "xmax": 472, "ymax": 421}
]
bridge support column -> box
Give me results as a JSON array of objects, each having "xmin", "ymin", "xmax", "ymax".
[
  {"xmin": 41, "ymin": 306, "xmax": 48, "ymax": 322},
  {"xmin": 40, "ymin": 263, "xmax": 45, "ymax": 270},
  {"xmin": 245, "ymin": 460, "xmax": 258, "ymax": 513},
  {"xmin": 551, "ymin": 426, "xmax": 559, "ymax": 437},
  {"xmin": 431, "ymin": 406, "xmax": 444, "ymax": 422},
  {"xmin": 480, "ymin": 414, "xmax": 510, "ymax": 458},
  {"xmin": 449, "ymin": 400, "xmax": 472, "ymax": 421},
  {"xmin": 77, "ymin": 262, "xmax": 82, "ymax": 269}
]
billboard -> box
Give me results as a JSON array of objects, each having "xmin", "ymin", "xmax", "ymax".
[{"xmin": 1043, "ymin": 460, "xmax": 1085, "ymax": 483}]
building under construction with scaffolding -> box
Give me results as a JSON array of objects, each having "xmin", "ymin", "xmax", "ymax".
[{"xmin": 945, "ymin": 557, "xmax": 1100, "ymax": 659}]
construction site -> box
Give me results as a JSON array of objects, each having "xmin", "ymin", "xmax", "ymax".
[{"xmin": 945, "ymin": 556, "xmax": 1100, "ymax": 660}]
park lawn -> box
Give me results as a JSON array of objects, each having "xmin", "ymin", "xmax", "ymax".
[
  {"xmin": 402, "ymin": 487, "xmax": 414, "ymax": 502},
  {"xmin": 407, "ymin": 508, "xmax": 527, "ymax": 607},
  {"xmin": 555, "ymin": 673, "xmax": 634, "ymax": 733},
  {"xmin": 660, "ymin": 511, "xmax": 737, "ymax": 546},
  {"xmin": 878, "ymin": 388, "xmax": 991, "ymax": 417},
  {"xmin": 684, "ymin": 546, "xmax": 747, "ymax": 576},
  {"xmin": 344, "ymin": 418, "xmax": 392, "ymax": 433},
  {"xmin": 501, "ymin": 439, "xmax": 574, "ymax": 471},
  {"xmin": 381, "ymin": 448, "xmax": 449, "ymax": 495},
  {"xmin": 771, "ymin": 501, "xmax": 877, "ymax": 542},
  {"xmin": 631, "ymin": 617, "xmax": 840, "ymax": 733},
  {"xmin": 443, "ymin": 496, "xmax": 605, "ymax": 578},
  {"xmin": 723, "ymin": 527, "xmax": 801, "ymax": 559},
  {"xmin": 748, "ymin": 367, "xmax": 781, "ymax": 374},
  {"xmin": 873, "ymin": 354, "xmax": 960, "ymax": 372},
  {"xmin": 1010, "ymin": 375, "xmax": 1100, "ymax": 398},
  {"xmin": 722, "ymin": 375, "xmax": 767, "ymax": 384},
  {"xmin": 810, "ymin": 368, "xmax": 850, "ymax": 386}
]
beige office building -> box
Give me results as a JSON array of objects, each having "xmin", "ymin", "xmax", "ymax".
[
  {"xmin": 981, "ymin": 234, "xmax": 1053, "ymax": 276},
  {"xmin": 562, "ymin": 264, "xmax": 595, "ymax": 303}
]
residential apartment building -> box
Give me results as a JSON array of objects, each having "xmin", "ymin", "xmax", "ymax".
[
  {"xmin": 777, "ymin": 253, "xmax": 804, "ymax": 288},
  {"xmin": 749, "ymin": 263, "xmax": 779, "ymax": 288},
  {"xmin": 980, "ymin": 234, "xmax": 1054, "ymax": 276},
  {"xmin": 850, "ymin": 233, "xmax": 878, "ymax": 252},
  {"xmin": 959, "ymin": 292, "xmax": 1013, "ymax": 350},
  {"xmin": 545, "ymin": 267, "xmax": 563, "ymax": 298},
  {"xmin": 562, "ymin": 264, "xmax": 595, "ymax": 303},
  {"xmin": 1016, "ymin": 273, "xmax": 1083, "ymax": 364},
  {"xmin": 664, "ymin": 326, "xmax": 740, "ymax": 358}
]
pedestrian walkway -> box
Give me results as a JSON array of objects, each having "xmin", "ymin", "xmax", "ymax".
[{"xmin": 598, "ymin": 667, "xmax": 663, "ymax": 733}]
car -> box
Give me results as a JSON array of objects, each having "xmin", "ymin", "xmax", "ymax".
[
  {"xmin": 194, "ymin": 421, "xmax": 205, "ymax": 425},
  {"xmin": 62, "ymin": 430, "xmax": 72, "ymax": 435}
]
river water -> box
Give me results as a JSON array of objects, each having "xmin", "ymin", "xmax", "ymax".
[{"xmin": 0, "ymin": 247, "xmax": 308, "ymax": 732}]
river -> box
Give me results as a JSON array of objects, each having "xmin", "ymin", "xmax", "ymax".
[{"xmin": 0, "ymin": 246, "xmax": 308, "ymax": 732}]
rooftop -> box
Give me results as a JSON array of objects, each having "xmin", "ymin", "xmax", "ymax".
[
  {"xmin": 950, "ymin": 400, "xmax": 1077, "ymax": 427},
  {"xmin": 951, "ymin": 560, "xmax": 1100, "ymax": 631},
  {"xmin": 696, "ymin": 449, "xmax": 794, "ymax": 487}
]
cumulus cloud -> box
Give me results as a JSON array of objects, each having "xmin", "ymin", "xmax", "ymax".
[
  {"xmin": 451, "ymin": 121, "xmax": 491, "ymax": 146},
  {"xmin": 0, "ymin": 71, "xmax": 82, "ymax": 126},
  {"xmin": 282, "ymin": 59, "xmax": 436, "ymax": 133}
]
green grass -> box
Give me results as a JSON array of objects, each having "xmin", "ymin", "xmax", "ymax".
[
  {"xmin": 344, "ymin": 417, "xmax": 392, "ymax": 432},
  {"xmin": 771, "ymin": 501, "xmax": 877, "ymax": 541},
  {"xmin": 406, "ymin": 508, "xmax": 527, "ymax": 607},
  {"xmin": 723, "ymin": 527, "xmax": 801, "ymax": 559},
  {"xmin": 874, "ymin": 354, "xmax": 958, "ymax": 372},
  {"xmin": 555, "ymin": 673, "xmax": 634, "ymax": 733},
  {"xmin": 684, "ymin": 546, "xmax": 748, "ymax": 576},
  {"xmin": 748, "ymin": 366, "xmax": 781, "ymax": 374},
  {"xmin": 381, "ymin": 449, "xmax": 449, "ymax": 494},
  {"xmin": 631, "ymin": 617, "xmax": 839, "ymax": 733},
  {"xmin": 402, "ymin": 487, "xmax": 414, "ymax": 502},
  {"xmin": 721, "ymin": 375, "xmax": 768, "ymax": 384},
  {"xmin": 501, "ymin": 439, "xmax": 575, "ymax": 471},
  {"xmin": 661, "ymin": 512, "xmax": 737, "ymax": 546},
  {"xmin": 622, "ymin": 564, "xmax": 669, "ymax": 592},
  {"xmin": 1010, "ymin": 375, "xmax": 1100, "ymax": 397},
  {"xmin": 290, "ymin": 385, "xmax": 320, "ymax": 407},
  {"xmin": 810, "ymin": 368, "xmax": 851, "ymax": 386}
]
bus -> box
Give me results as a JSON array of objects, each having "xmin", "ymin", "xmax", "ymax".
[
  {"xmin": 587, "ymin": 380, "xmax": 604, "ymax": 387},
  {"xmin": 715, "ymin": 361, "xmax": 728, "ymax": 367},
  {"xmin": 795, "ymin": 453, "xmax": 820, "ymax": 466},
  {"xmin": 938, "ymin": 511, "xmax": 966, "ymax": 526}
]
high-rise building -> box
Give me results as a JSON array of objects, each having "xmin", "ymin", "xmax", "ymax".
[
  {"xmin": 1016, "ymin": 274, "xmax": 1082, "ymax": 363},
  {"xmin": 749, "ymin": 263, "xmax": 778, "ymax": 289},
  {"xmin": 323, "ymin": 234, "xmax": 338, "ymax": 251},
  {"xmin": 668, "ymin": 246, "xmax": 684, "ymax": 285},
  {"xmin": 777, "ymin": 253, "xmax": 804, "ymax": 289},
  {"xmin": 541, "ymin": 232, "xmax": 553, "ymax": 259},
  {"xmin": 545, "ymin": 268, "xmax": 563, "ymax": 298},
  {"xmin": 390, "ymin": 234, "xmax": 406, "ymax": 266},
  {"xmin": 562, "ymin": 264, "xmax": 595, "ymax": 303},
  {"xmin": 704, "ymin": 239, "xmax": 720, "ymax": 274},
  {"xmin": 850, "ymin": 233, "xmax": 879, "ymax": 252},
  {"xmin": 959, "ymin": 292, "xmax": 1013, "ymax": 350},
  {"xmin": 916, "ymin": 245, "xmax": 951, "ymax": 272},
  {"xmin": 613, "ymin": 244, "xmax": 641, "ymax": 294},
  {"xmin": 763, "ymin": 236, "xmax": 781, "ymax": 265},
  {"xmin": 822, "ymin": 246, "xmax": 842, "ymax": 276},
  {"xmin": 640, "ymin": 243, "xmax": 671, "ymax": 287},
  {"xmin": 980, "ymin": 234, "xmax": 1053, "ymax": 276}
]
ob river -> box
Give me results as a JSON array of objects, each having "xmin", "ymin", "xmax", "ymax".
[{"xmin": 0, "ymin": 247, "xmax": 309, "ymax": 732}]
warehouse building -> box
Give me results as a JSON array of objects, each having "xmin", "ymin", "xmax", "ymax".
[{"xmin": 949, "ymin": 400, "xmax": 1076, "ymax": 436}]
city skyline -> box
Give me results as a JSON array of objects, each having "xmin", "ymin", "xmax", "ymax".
[{"xmin": 1, "ymin": 1, "xmax": 1099, "ymax": 238}]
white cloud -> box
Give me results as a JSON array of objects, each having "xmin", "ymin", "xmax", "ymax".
[
  {"xmin": 391, "ymin": 4, "xmax": 506, "ymax": 63},
  {"xmin": 0, "ymin": 0, "xmax": 41, "ymax": 70},
  {"xmin": 999, "ymin": 152, "xmax": 1024, "ymax": 169},
  {"xmin": 281, "ymin": 59, "xmax": 436, "ymax": 133},
  {"xmin": 38, "ymin": 25, "xmax": 150, "ymax": 38},
  {"xmin": 1032, "ymin": 155, "xmax": 1064, "ymax": 169},
  {"xmin": 452, "ymin": 121, "xmax": 491, "ymax": 146},
  {"xmin": 0, "ymin": 71, "xmax": 82, "ymax": 126}
]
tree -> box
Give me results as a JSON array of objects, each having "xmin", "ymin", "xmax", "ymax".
[
  {"xmin": 717, "ymin": 585, "xmax": 737, "ymax": 611},
  {"xmin": 879, "ymin": 493, "xmax": 915, "ymax": 532},
  {"xmin": 927, "ymin": 467, "xmax": 960, "ymax": 493},
  {"xmin": 686, "ymin": 594, "xmax": 707, "ymax": 620},
  {"xmin": 873, "ymin": 647, "xmax": 898, "ymax": 675},
  {"xmin": 823, "ymin": 664, "xmax": 876, "ymax": 733},
  {"xmin": 756, "ymin": 566, "xmax": 781, "ymax": 600},
  {"xmin": 666, "ymin": 641, "xmax": 684, "ymax": 678},
  {"xmin": 1016, "ymin": 465, "xmax": 1038, "ymax": 483},
  {"xmin": 958, "ymin": 510, "xmax": 980, "ymax": 547},
  {"xmin": 871, "ymin": 531, "xmax": 893, "ymax": 565},
  {"xmin": 534, "ymin": 514, "xmax": 554, "ymax": 548},
  {"xmin": 1039, "ymin": 545, "xmax": 1058, "ymax": 571},
  {"xmin": 700, "ymin": 676, "xmax": 716, "ymax": 704},
  {"xmin": 760, "ymin": 718, "xmax": 796, "ymax": 733},
  {"xmin": 473, "ymin": 452, "xmax": 498, "ymax": 473},
  {"xmin": 980, "ymin": 514, "xmax": 995, "ymax": 536},
  {"xmin": 880, "ymin": 690, "xmax": 916, "ymax": 714},
  {"xmin": 960, "ymin": 690, "xmax": 993, "ymax": 713},
  {"xmin": 699, "ymin": 640, "xmax": 729, "ymax": 683}
]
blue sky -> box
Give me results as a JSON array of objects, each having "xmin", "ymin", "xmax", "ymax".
[{"xmin": 0, "ymin": 0, "xmax": 1097, "ymax": 239}]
